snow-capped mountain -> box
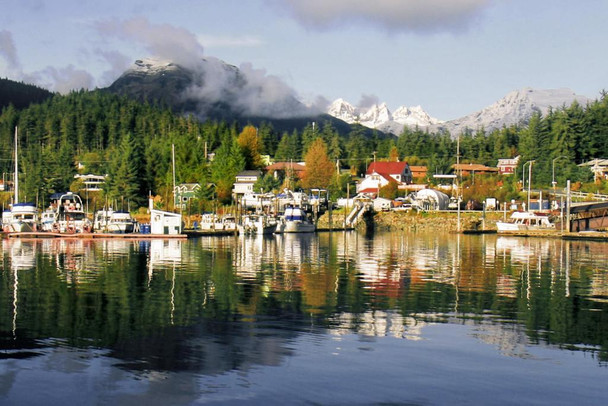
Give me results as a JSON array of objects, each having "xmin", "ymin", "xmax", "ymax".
[
  {"xmin": 326, "ymin": 99, "xmax": 441, "ymax": 132},
  {"xmin": 328, "ymin": 88, "xmax": 592, "ymax": 136},
  {"xmin": 108, "ymin": 57, "xmax": 311, "ymax": 120},
  {"xmin": 432, "ymin": 88, "xmax": 592, "ymax": 134}
]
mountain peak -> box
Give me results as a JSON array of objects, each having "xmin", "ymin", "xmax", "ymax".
[
  {"xmin": 326, "ymin": 98, "xmax": 440, "ymax": 132},
  {"xmin": 432, "ymin": 87, "xmax": 592, "ymax": 135}
]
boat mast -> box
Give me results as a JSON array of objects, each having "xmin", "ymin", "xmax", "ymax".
[
  {"xmin": 14, "ymin": 126, "xmax": 18, "ymax": 205},
  {"xmin": 172, "ymin": 144, "xmax": 176, "ymax": 212}
]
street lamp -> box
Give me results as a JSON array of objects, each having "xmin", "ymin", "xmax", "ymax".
[{"xmin": 552, "ymin": 155, "xmax": 568, "ymax": 190}]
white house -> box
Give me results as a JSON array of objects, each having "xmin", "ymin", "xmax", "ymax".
[
  {"xmin": 357, "ymin": 162, "xmax": 412, "ymax": 195},
  {"xmin": 74, "ymin": 174, "xmax": 107, "ymax": 191},
  {"xmin": 497, "ymin": 156, "xmax": 520, "ymax": 175},
  {"xmin": 232, "ymin": 170, "xmax": 262, "ymax": 201},
  {"xmin": 580, "ymin": 158, "xmax": 608, "ymax": 182}
]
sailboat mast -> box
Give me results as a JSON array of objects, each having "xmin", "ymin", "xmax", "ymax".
[
  {"xmin": 14, "ymin": 126, "xmax": 18, "ymax": 205},
  {"xmin": 172, "ymin": 144, "xmax": 176, "ymax": 211}
]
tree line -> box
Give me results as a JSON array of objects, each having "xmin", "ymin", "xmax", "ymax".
[{"xmin": 1, "ymin": 87, "xmax": 607, "ymax": 211}]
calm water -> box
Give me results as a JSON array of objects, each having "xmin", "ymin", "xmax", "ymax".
[{"xmin": 1, "ymin": 232, "xmax": 608, "ymax": 405}]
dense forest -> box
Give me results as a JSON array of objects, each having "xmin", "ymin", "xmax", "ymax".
[{"xmin": 0, "ymin": 83, "xmax": 607, "ymax": 211}]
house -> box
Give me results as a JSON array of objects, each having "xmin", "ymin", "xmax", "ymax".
[
  {"xmin": 579, "ymin": 158, "xmax": 608, "ymax": 182},
  {"xmin": 452, "ymin": 163, "xmax": 500, "ymax": 177},
  {"xmin": 74, "ymin": 174, "xmax": 107, "ymax": 191},
  {"xmin": 497, "ymin": 156, "xmax": 520, "ymax": 175},
  {"xmin": 232, "ymin": 170, "xmax": 262, "ymax": 200},
  {"xmin": 357, "ymin": 161, "xmax": 412, "ymax": 195},
  {"xmin": 174, "ymin": 183, "xmax": 200, "ymax": 210},
  {"xmin": 409, "ymin": 165, "xmax": 428, "ymax": 181},
  {"xmin": 266, "ymin": 162, "xmax": 306, "ymax": 180}
]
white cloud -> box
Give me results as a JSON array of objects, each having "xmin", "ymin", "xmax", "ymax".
[
  {"xmin": 270, "ymin": 0, "xmax": 491, "ymax": 33},
  {"xmin": 23, "ymin": 65, "xmax": 94, "ymax": 94},
  {"xmin": 94, "ymin": 17, "xmax": 206, "ymax": 70},
  {"xmin": 198, "ymin": 35, "xmax": 264, "ymax": 49}
]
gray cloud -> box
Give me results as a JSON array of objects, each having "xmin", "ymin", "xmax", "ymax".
[
  {"xmin": 357, "ymin": 94, "xmax": 380, "ymax": 109},
  {"xmin": 0, "ymin": 30, "xmax": 21, "ymax": 74},
  {"xmin": 270, "ymin": 0, "xmax": 491, "ymax": 33}
]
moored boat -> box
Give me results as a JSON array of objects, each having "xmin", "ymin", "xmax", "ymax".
[
  {"xmin": 239, "ymin": 214, "xmax": 277, "ymax": 235},
  {"xmin": 5, "ymin": 202, "xmax": 39, "ymax": 232},
  {"xmin": 48, "ymin": 192, "xmax": 92, "ymax": 233},
  {"xmin": 496, "ymin": 211, "xmax": 555, "ymax": 232},
  {"xmin": 279, "ymin": 205, "xmax": 315, "ymax": 233},
  {"xmin": 93, "ymin": 208, "xmax": 137, "ymax": 233}
]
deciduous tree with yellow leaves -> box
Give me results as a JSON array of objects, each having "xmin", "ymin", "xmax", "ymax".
[
  {"xmin": 301, "ymin": 138, "xmax": 335, "ymax": 189},
  {"xmin": 237, "ymin": 125, "xmax": 263, "ymax": 169}
]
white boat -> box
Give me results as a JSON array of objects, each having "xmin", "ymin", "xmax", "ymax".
[
  {"xmin": 5, "ymin": 202, "xmax": 39, "ymax": 232},
  {"xmin": 279, "ymin": 205, "xmax": 315, "ymax": 233},
  {"xmin": 2, "ymin": 127, "xmax": 41, "ymax": 233},
  {"xmin": 239, "ymin": 214, "xmax": 277, "ymax": 235},
  {"xmin": 48, "ymin": 192, "xmax": 92, "ymax": 233},
  {"xmin": 40, "ymin": 209, "xmax": 56, "ymax": 232},
  {"xmin": 93, "ymin": 208, "xmax": 137, "ymax": 233},
  {"xmin": 198, "ymin": 214, "xmax": 237, "ymax": 232},
  {"xmin": 496, "ymin": 211, "xmax": 555, "ymax": 232}
]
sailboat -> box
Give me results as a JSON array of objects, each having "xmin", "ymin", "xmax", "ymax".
[{"xmin": 2, "ymin": 127, "xmax": 39, "ymax": 233}]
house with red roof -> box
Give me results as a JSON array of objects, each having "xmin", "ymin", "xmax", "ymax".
[{"xmin": 356, "ymin": 161, "xmax": 413, "ymax": 195}]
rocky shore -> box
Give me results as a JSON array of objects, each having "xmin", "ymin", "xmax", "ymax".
[{"xmin": 318, "ymin": 209, "xmax": 505, "ymax": 232}]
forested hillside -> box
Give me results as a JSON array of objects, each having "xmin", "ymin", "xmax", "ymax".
[
  {"xmin": 0, "ymin": 78, "xmax": 54, "ymax": 110},
  {"xmin": 1, "ymin": 86, "xmax": 607, "ymax": 211},
  {"xmin": 0, "ymin": 89, "xmax": 385, "ymax": 208}
]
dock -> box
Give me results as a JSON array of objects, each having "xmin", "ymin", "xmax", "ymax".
[{"xmin": 2, "ymin": 231, "xmax": 188, "ymax": 239}]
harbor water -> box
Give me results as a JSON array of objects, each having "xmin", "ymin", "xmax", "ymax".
[{"xmin": 1, "ymin": 232, "xmax": 608, "ymax": 405}]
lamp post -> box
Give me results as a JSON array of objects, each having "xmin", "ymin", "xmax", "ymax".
[{"xmin": 552, "ymin": 155, "xmax": 568, "ymax": 191}]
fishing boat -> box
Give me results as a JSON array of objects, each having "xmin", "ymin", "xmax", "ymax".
[
  {"xmin": 239, "ymin": 214, "xmax": 277, "ymax": 235},
  {"xmin": 496, "ymin": 211, "xmax": 555, "ymax": 232},
  {"xmin": 278, "ymin": 205, "xmax": 315, "ymax": 233},
  {"xmin": 48, "ymin": 192, "xmax": 92, "ymax": 233},
  {"xmin": 93, "ymin": 208, "xmax": 137, "ymax": 233}
]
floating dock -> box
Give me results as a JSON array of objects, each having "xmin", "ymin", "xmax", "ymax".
[{"xmin": 2, "ymin": 231, "xmax": 188, "ymax": 239}]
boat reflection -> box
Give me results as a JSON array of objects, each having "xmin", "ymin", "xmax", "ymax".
[{"xmin": 1, "ymin": 231, "xmax": 608, "ymax": 377}]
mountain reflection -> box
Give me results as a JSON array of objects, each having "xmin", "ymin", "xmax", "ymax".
[{"xmin": 1, "ymin": 231, "xmax": 608, "ymax": 376}]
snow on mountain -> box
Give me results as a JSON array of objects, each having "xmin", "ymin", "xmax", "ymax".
[
  {"xmin": 359, "ymin": 103, "xmax": 392, "ymax": 128},
  {"xmin": 326, "ymin": 99, "xmax": 441, "ymax": 132},
  {"xmin": 327, "ymin": 98, "xmax": 358, "ymax": 123},
  {"xmin": 432, "ymin": 88, "xmax": 592, "ymax": 135}
]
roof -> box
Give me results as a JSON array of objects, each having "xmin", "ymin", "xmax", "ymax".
[
  {"xmin": 266, "ymin": 162, "xmax": 306, "ymax": 172},
  {"xmin": 579, "ymin": 158, "xmax": 608, "ymax": 167},
  {"xmin": 175, "ymin": 183, "xmax": 200, "ymax": 192},
  {"xmin": 366, "ymin": 161, "xmax": 408, "ymax": 175},
  {"xmin": 452, "ymin": 163, "xmax": 499, "ymax": 172},
  {"xmin": 236, "ymin": 170, "xmax": 262, "ymax": 177}
]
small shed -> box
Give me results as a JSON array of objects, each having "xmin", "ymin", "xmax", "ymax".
[{"xmin": 150, "ymin": 209, "xmax": 182, "ymax": 235}]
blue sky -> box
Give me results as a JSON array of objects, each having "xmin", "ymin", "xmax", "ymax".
[{"xmin": 1, "ymin": 0, "xmax": 606, "ymax": 120}]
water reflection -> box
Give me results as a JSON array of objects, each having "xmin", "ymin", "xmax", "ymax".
[{"xmin": 1, "ymin": 232, "xmax": 608, "ymax": 403}]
